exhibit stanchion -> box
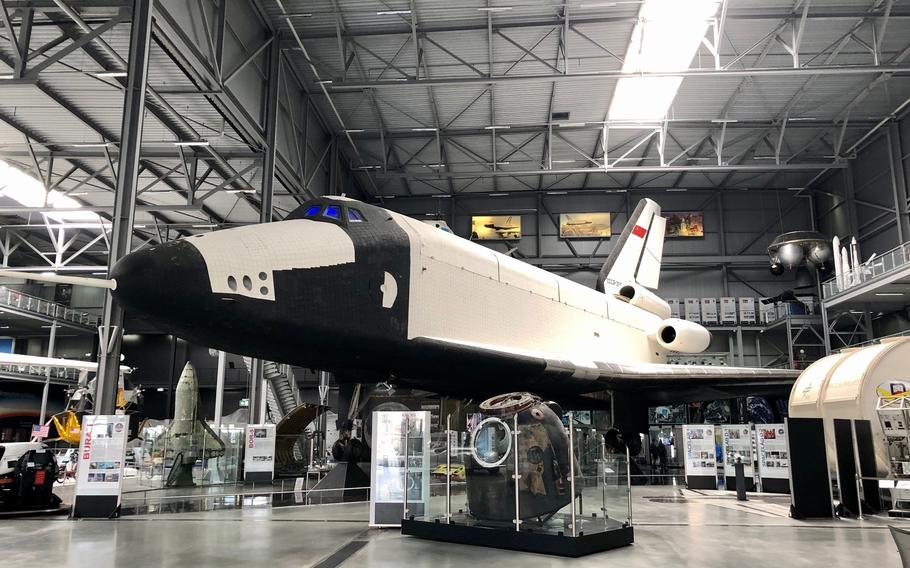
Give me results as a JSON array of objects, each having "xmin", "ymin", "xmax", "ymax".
[
  {"xmin": 513, "ymin": 412, "xmax": 520, "ymax": 533},
  {"xmin": 601, "ymin": 440, "xmax": 608, "ymax": 526},
  {"xmin": 626, "ymin": 445, "xmax": 632, "ymax": 526},
  {"xmin": 403, "ymin": 415, "xmax": 409, "ymax": 521},
  {"xmin": 569, "ymin": 412, "xmax": 577, "ymax": 537},
  {"xmin": 445, "ymin": 413, "xmax": 451, "ymax": 523}
]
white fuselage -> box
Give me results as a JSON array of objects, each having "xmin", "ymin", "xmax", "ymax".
[{"xmin": 386, "ymin": 210, "xmax": 667, "ymax": 366}]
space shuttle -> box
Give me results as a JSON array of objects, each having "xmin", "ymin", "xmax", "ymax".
[
  {"xmin": 1, "ymin": 196, "xmax": 797, "ymax": 427},
  {"xmin": 160, "ymin": 362, "xmax": 225, "ymax": 487}
]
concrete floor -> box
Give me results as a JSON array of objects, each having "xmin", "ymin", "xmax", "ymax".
[{"xmin": 0, "ymin": 488, "xmax": 903, "ymax": 567}]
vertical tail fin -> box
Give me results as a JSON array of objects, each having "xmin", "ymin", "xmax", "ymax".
[{"xmin": 596, "ymin": 198, "xmax": 665, "ymax": 292}]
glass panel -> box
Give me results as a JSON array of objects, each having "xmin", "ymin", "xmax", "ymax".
[
  {"xmin": 410, "ymin": 395, "xmax": 631, "ymax": 540},
  {"xmin": 303, "ymin": 205, "xmax": 320, "ymax": 217},
  {"xmin": 323, "ymin": 205, "xmax": 341, "ymax": 220},
  {"xmin": 348, "ymin": 208, "xmax": 365, "ymax": 222}
]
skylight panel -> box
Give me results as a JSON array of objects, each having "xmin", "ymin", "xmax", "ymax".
[
  {"xmin": 608, "ymin": 0, "xmax": 721, "ymax": 121},
  {"xmin": 0, "ymin": 159, "xmax": 103, "ymax": 224}
]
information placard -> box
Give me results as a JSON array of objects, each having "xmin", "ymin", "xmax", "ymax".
[
  {"xmin": 244, "ymin": 424, "xmax": 276, "ymax": 482},
  {"xmin": 721, "ymin": 424, "xmax": 754, "ymax": 478},
  {"xmin": 756, "ymin": 424, "xmax": 790, "ymax": 480},
  {"xmin": 73, "ymin": 415, "xmax": 128, "ymax": 517},
  {"xmin": 683, "ymin": 424, "xmax": 716, "ymax": 477}
]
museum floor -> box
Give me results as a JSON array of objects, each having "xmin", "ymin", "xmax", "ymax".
[{"xmin": 0, "ymin": 487, "xmax": 902, "ymax": 568}]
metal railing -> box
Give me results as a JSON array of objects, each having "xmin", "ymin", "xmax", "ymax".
[
  {"xmin": 822, "ymin": 240, "xmax": 910, "ymax": 299},
  {"xmin": 0, "ymin": 286, "xmax": 99, "ymax": 328},
  {"xmin": 0, "ymin": 361, "xmax": 83, "ymax": 384}
]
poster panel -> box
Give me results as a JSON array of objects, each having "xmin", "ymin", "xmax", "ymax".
[
  {"xmin": 244, "ymin": 424, "xmax": 276, "ymax": 480},
  {"xmin": 75, "ymin": 415, "xmax": 128, "ymax": 498},
  {"xmin": 756, "ymin": 423, "xmax": 790, "ymax": 479},
  {"xmin": 558, "ymin": 212, "xmax": 611, "ymax": 238},
  {"xmin": 721, "ymin": 424, "xmax": 754, "ymax": 477},
  {"xmin": 665, "ymin": 212, "xmax": 704, "ymax": 237},
  {"xmin": 470, "ymin": 215, "xmax": 521, "ymax": 240},
  {"xmin": 682, "ymin": 424, "xmax": 716, "ymax": 476}
]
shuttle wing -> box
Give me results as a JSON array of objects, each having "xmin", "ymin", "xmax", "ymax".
[{"xmin": 413, "ymin": 337, "xmax": 798, "ymax": 402}]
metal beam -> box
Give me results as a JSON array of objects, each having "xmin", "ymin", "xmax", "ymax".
[
  {"xmin": 96, "ymin": 0, "xmax": 151, "ymax": 416},
  {"xmin": 324, "ymin": 64, "xmax": 910, "ymax": 91}
]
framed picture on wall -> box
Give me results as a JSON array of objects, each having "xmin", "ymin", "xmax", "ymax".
[
  {"xmin": 558, "ymin": 212, "xmax": 612, "ymax": 238},
  {"xmin": 665, "ymin": 212, "xmax": 704, "ymax": 237},
  {"xmin": 471, "ymin": 215, "xmax": 521, "ymax": 240}
]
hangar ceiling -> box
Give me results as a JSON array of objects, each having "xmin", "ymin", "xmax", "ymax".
[{"xmin": 0, "ymin": 0, "xmax": 907, "ymax": 270}]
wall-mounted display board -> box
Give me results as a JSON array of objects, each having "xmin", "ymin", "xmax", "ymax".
[
  {"xmin": 558, "ymin": 213, "xmax": 611, "ymax": 238},
  {"xmin": 665, "ymin": 212, "xmax": 704, "ymax": 237},
  {"xmin": 471, "ymin": 216, "xmax": 521, "ymax": 240},
  {"xmin": 755, "ymin": 423, "xmax": 790, "ymax": 493}
]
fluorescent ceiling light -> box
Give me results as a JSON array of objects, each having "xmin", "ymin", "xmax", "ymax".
[
  {"xmin": 484, "ymin": 125, "xmax": 510, "ymax": 130},
  {"xmin": 192, "ymin": 224, "xmax": 217, "ymax": 228},
  {"xmin": 0, "ymin": 74, "xmax": 15, "ymax": 80},
  {"xmin": 0, "ymin": 160, "xmax": 101, "ymax": 223},
  {"xmin": 377, "ymin": 10, "xmax": 411, "ymax": 15},
  {"xmin": 666, "ymin": 188, "xmax": 688, "ymax": 192},
  {"xmin": 489, "ymin": 193, "xmax": 509, "ymax": 197},
  {"xmin": 93, "ymin": 71, "xmax": 127, "ymax": 78},
  {"xmin": 557, "ymin": 123, "xmax": 586, "ymax": 127},
  {"xmin": 173, "ymin": 140, "xmax": 209, "ymax": 147},
  {"xmin": 546, "ymin": 191, "xmax": 568, "ymax": 195},
  {"xmin": 71, "ymin": 142, "xmax": 111, "ymax": 148},
  {"xmin": 411, "ymin": 127, "xmax": 438, "ymax": 132},
  {"xmin": 875, "ymin": 293, "xmax": 905, "ymax": 296},
  {"xmin": 552, "ymin": 160, "xmax": 575, "ymax": 164},
  {"xmin": 227, "ymin": 189, "xmax": 257, "ymax": 194},
  {"xmin": 432, "ymin": 194, "xmax": 452, "ymax": 198},
  {"xmin": 478, "ymin": 6, "xmax": 512, "ymax": 12},
  {"xmin": 316, "ymin": 79, "xmax": 333, "ymax": 85},
  {"xmin": 344, "ymin": 129, "xmax": 364, "ymax": 133},
  {"xmin": 608, "ymin": 0, "xmax": 721, "ymax": 121}
]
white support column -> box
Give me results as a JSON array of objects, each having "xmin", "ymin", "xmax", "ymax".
[
  {"xmin": 38, "ymin": 321, "xmax": 58, "ymax": 424},
  {"xmin": 213, "ymin": 350, "xmax": 226, "ymax": 429}
]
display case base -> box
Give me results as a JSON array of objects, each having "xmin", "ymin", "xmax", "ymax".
[{"xmin": 401, "ymin": 518, "xmax": 634, "ymax": 557}]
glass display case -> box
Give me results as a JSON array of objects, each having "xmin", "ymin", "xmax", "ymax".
[
  {"xmin": 369, "ymin": 410, "xmax": 431, "ymax": 527},
  {"xmin": 131, "ymin": 422, "xmax": 245, "ymax": 489},
  {"xmin": 400, "ymin": 392, "xmax": 633, "ymax": 557}
]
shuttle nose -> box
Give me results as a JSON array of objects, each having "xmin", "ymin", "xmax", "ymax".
[{"xmin": 111, "ymin": 239, "xmax": 211, "ymax": 322}]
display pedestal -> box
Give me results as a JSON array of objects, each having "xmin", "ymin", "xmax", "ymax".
[{"xmin": 401, "ymin": 518, "xmax": 634, "ymax": 558}]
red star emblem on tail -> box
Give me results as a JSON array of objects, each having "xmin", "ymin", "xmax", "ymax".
[{"xmin": 631, "ymin": 225, "xmax": 647, "ymax": 238}]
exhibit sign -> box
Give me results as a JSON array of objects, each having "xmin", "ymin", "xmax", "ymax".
[
  {"xmin": 682, "ymin": 424, "xmax": 716, "ymax": 489},
  {"xmin": 73, "ymin": 414, "xmax": 128, "ymax": 517},
  {"xmin": 756, "ymin": 424, "xmax": 790, "ymax": 480},
  {"xmin": 667, "ymin": 298, "xmax": 681, "ymax": 319},
  {"xmin": 720, "ymin": 297, "xmax": 737, "ymax": 325},
  {"xmin": 558, "ymin": 212, "xmax": 611, "ymax": 238},
  {"xmin": 721, "ymin": 425, "xmax": 754, "ymax": 479},
  {"xmin": 370, "ymin": 410, "xmax": 430, "ymax": 527},
  {"xmin": 701, "ymin": 297, "xmax": 718, "ymax": 325},
  {"xmin": 684, "ymin": 298, "xmax": 701, "ymax": 323},
  {"xmin": 471, "ymin": 215, "xmax": 521, "ymax": 240},
  {"xmin": 244, "ymin": 424, "xmax": 276, "ymax": 482},
  {"xmin": 739, "ymin": 297, "xmax": 756, "ymax": 324}
]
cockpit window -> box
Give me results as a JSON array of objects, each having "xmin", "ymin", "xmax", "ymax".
[
  {"xmin": 323, "ymin": 205, "xmax": 341, "ymax": 219},
  {"xmin": 348, "ymin": 208, "xmax": 364, "ymax": 222},
  {"xmin": 303, "ymin": 205, "xmax": 320, "ymax": 217}
]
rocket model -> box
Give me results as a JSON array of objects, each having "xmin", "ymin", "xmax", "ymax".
[
  {"xmin": 851, "ymin": 237, "xmax": 861, "ymax": 286},
  {"xmin": 832, "ymin": 236, "xmax": 842, "ymax": 290},
  {"xmin": 163, "ymin": 362, "xmax": 226, "ymax": 487}
]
